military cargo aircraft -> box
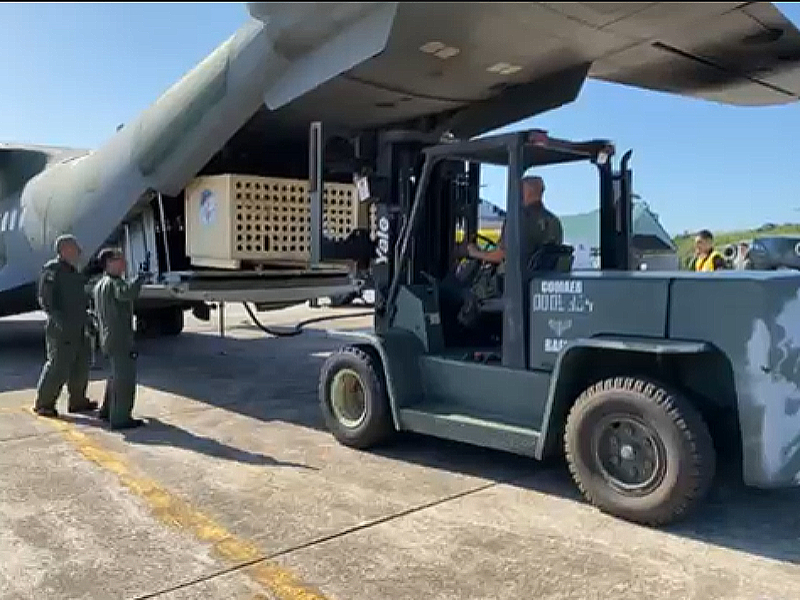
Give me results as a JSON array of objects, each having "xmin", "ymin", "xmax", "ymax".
[{"xmin": 1, "ymin": 2, "xmax": 799, "ymax": 335}]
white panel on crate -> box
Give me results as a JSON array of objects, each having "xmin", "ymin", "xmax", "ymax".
[{"xmin": 185, "ymin": 174, "xmax": 359, "ymax": 269}]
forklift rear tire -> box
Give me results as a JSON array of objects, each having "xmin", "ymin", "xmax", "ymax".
[
  {"xmin": 564, "ymin": 376, "xmax": 716, "ymax": 527},
  {"xmin": 319, "ymin": 346, "xmax": 394, "ymax": 449}
]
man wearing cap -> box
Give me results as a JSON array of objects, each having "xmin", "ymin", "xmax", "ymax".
[
  {"xmin": 33, "ymin": 234, "xmax": 98, "ymax": 417},
  {"xmin": 457, "ymin": 175, "xmax": 563, "ymax": 326},
  {"xmin": 467, "ymin": 175, "xmax": 563, "ymax": 267},
  {"xmin": 93, "ymin": 247, "xmax": 148, "ymax": 430}
]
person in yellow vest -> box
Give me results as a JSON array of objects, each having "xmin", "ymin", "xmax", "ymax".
[{"xmin": 690, "ymin": 229, "xmax": 727, "ymax": 271}]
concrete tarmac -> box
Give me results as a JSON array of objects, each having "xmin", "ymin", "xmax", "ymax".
[{"xmin": 1, "ymin": 303, "xmax": 799, "ymax": 600}]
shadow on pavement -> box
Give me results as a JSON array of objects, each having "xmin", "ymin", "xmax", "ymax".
[
  {"xmin": 4, "ymin": 318, "xmax": 800, "ymax": 566},
  {"xmin": 665, "ymin": 478, "xmax": 800, "ymax": 564},
  {"xmin": 0, "ymin": 317, "xmax": 106, "ymax": 393},
  {"xmin": 62, "ymin": 413, "xmax": 316, "ymax": 470},
  {"xmin": 124, "ymin": 416, "xmax": 317, "ymax": 470}
]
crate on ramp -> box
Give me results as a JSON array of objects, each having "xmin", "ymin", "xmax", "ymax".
[{"xmin": 185, "ymin": 174, "xmax": 361, "ymax": 269}]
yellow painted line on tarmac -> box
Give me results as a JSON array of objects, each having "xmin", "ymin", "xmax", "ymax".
[
  {"xmin": 0, "ymin": 402, "xmax": 31, "ymax": 414},
  {"xmin": 36, "ymin": 414, "xmax": 328, "ymax": 600}
]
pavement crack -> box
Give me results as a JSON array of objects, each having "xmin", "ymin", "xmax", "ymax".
[
  {"xmin": 0, "ymin": 428, "xmax": 65, "ymax": 445},
  {"xmin": 258, "ymin": 481, "xmax": 499, "ymax": 561},
  {"xmin": 134, "ymin": 480, "xmax": 499, "ymax": 599}
]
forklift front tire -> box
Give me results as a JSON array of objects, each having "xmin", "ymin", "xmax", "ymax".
[
  {"xmin": 319, "ymin": 346, "xmax": 394, "ymax": 449},
  {"xmin": 564, "ymin": 376, "xmax": 716, "ymax": 527}
]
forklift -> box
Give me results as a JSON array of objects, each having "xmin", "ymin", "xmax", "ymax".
[{"xmin": 317, "ymin": 127, "xmax": 800, "ymax": 527}]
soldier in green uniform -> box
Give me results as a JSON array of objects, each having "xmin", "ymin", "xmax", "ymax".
[
  {"xmin": 93, "ymin": 248, "xmax": 147, "ymax": 430},
  {"xmin": 33, "ymin": 234, "xmax": 98, "ymax": 417},
  {"xmin": 467, "ymin": 175, "xmax": 563, "ymax": 268},
  {"xmin": 457, "ymin": 175, "xmax": 563, "ymax": 326}
]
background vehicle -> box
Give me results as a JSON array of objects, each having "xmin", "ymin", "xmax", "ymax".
[{"xmin": 746, "ymin": 236, "xmax": 800, "ymax": 270}]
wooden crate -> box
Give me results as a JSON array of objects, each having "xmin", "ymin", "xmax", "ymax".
[{"xmin": 185, "ymin": 174, "xmax": 360, "ymax": 269}]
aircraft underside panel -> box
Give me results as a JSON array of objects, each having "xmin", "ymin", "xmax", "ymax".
[{"xmin": 246, "ymin": 1, "xmax": 800, "ymax": 140}]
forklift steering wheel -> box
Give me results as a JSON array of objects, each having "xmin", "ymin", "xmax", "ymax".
[{"xmin": 453, "ymin": 233, "xmax": 499, "ymax": 284}]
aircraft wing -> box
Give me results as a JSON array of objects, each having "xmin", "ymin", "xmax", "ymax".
[
  {"xmin": 246, "ymin": 2, "xmax": 800, "ymax": 138},
  {"xmin": 0, "ymin": 144, "xmax": 88, "ymax": 201}
]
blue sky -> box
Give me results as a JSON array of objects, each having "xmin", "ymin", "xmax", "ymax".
[{"xmin": 0, "ymin": 2, "xmax": 798, "ymax": 236}]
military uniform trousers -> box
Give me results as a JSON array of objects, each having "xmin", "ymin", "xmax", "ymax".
[
  {"xmin": 35, "ymin": 321, "xmax": 91, "ymax": 411},
  {"xmin": 99, "ymin": 348, "xmax": 138, "ymax": 427}
]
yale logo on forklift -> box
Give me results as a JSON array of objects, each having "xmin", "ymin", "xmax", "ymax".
[{"xmin": 375, "ymin": 216, "xmax": 391, "ymax": 265}]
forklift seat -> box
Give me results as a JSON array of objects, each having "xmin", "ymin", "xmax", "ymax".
[{"xmin": 526, "ymin": 244, "xmax": 575, "ymax": 274}]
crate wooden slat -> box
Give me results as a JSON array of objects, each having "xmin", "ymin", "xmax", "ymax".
[{"xmin": 185, "ymin": 174, "xmax": 360, "ymax": 269}]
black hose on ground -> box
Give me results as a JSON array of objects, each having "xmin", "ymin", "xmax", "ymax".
[{"xmin": 241, "ymin": 301, "xmax": 374, "ymax": 338}]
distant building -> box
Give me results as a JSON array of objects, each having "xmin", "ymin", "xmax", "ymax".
[
  {"xmin": 478, "ymin": 198, "xmax": 505, "ymax": 230},
  {"xmin": 478, "ymin": 199, "xmax": 678, "ymax": 270}
]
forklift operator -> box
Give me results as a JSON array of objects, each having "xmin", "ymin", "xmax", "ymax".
[
  {"xmin": 454, "ymin": 175, "xmax": 563, "ymax": 330},
  {"xmin": 467, "ymin": 175, "xmax": 564, "ymax": 268}
]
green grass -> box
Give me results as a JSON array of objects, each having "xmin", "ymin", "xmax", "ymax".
[{"xmin": 673, "ymin": 223, "xmax": 800, "ymax": 269}]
